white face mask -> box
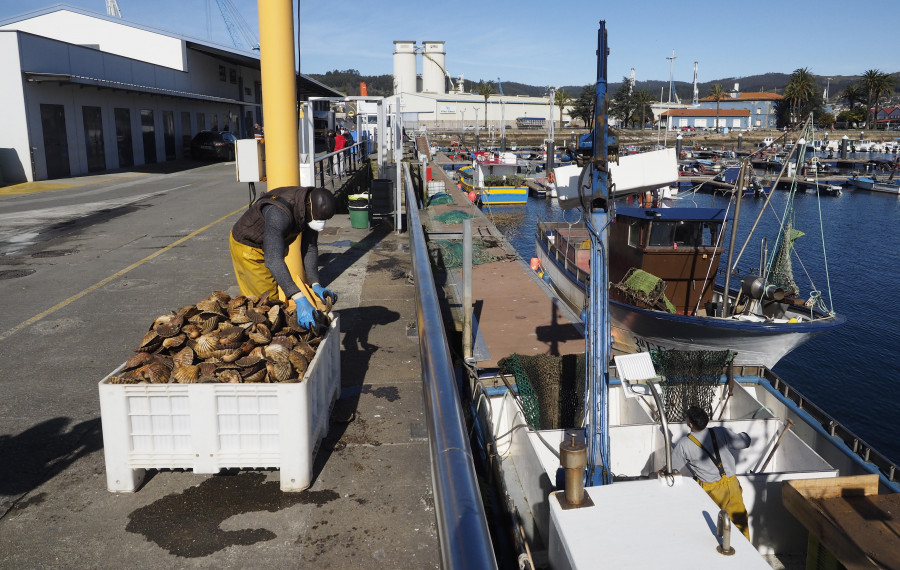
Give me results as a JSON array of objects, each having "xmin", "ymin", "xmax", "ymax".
[{"xmin": 308, "ymin": 219, "xmax": 326, "ymax": 232}]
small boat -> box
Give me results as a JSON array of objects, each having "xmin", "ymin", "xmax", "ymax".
[
  {"xmin": 848, "ymin": 174, "xmax": 900, "ymax": 194},
  {"xmin": 459, "ymin": 151, "xmax": 529, "ymax": 205}
]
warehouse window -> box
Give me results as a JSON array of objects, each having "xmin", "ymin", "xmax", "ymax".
[
  {"xmin": 230, "ymin": 68, "xmax": 237, "ymax": 84},
  {"xmin": 219, "ymin": 65, "xmax": 226, "ymax": 81}
]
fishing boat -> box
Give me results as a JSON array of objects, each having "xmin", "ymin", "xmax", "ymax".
[
  {"xmin": 469, "ymin": 22, "xmax": 900, "ymax": 570},
  {"xmin": 848, "ymin": 174, "xmax": 900, "ymax": 194},
  {"xmin": 458, "ymin": 151, "xmax": 529, "ymax": 205}
]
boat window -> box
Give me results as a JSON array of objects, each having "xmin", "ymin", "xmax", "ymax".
[
  {"xmin": 627, "ymin": 219, "xmax": 642, "ymax": 247},
  {"xmin": 648, "ymin": 221, "xmax": 709, "ymax": 247}
]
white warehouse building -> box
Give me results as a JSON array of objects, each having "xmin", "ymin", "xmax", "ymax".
[
  {"xmin": 0, "ymin": 5, "xmax": 339, "ymax": 183},
  {"xmin": 386, "ymin": 40, "xmax": 567, "ymax": 130}
]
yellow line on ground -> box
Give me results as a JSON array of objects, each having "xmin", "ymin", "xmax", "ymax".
[
  {"xmin": 0, "ymin": 173, "xmax": 146, "ymax": 196},
  {"xmin": 0, "ymin": 205, "xmax": 245, "ymax": 343}
]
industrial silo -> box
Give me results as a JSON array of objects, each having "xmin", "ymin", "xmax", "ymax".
[
  {"xmin": 421, "ymin": 41, "xmax": 446, "ymax": 94},
  {"xmin": 392, "ymin": 40, "xmax": 417, "ymax": 95}
]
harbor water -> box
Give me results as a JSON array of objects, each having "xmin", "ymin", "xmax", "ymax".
[{"xmin": 485, "ymin": 180, "xmax": 900, "ymax": 464}]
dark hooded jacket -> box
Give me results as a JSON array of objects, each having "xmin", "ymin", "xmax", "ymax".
[{"xmin": 231, "ymin": 186, "xmax": 310, "ymax": 249}]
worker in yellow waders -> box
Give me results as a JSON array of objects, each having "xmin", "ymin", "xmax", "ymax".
[
  {"xmin": 229, "ymin": 186, "xmax": 337, "ymax": 330},
  {"xmin": 672, "ymin": 405, "xmax": 752, "ymax": 540}
]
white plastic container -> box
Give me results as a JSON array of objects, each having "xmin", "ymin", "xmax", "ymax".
[{"xmin": 99, "ymin": 316, "xmax": 340, "ymax": 492}]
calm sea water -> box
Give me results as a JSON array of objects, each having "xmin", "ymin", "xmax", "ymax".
[{"xmin": 486, "ymin": 172, "xmax": 900, "ymax": 464}]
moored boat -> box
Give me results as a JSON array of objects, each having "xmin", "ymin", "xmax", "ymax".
[
  {"xmin": 459, "ymin": 151, "xmax": 529, "ymax": 205},
  {"xmin": 848, "ymin": 174, "xmax": 900, "ymax": 194}
]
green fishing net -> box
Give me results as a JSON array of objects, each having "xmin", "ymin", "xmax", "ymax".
[
  {"xmin": 431, "ymin": 210, "xmax": 473, "ymax": 224},
  {"xmin": 768, "ymin": 217, "xmax": 802, "ymax": 297},
  {"xmin": 649, "ymin": 349, "xmax": 734, "ymax": 422},
  {"xmin": 428, "ymin": 238, "xmax": 499, "ymax": 268},
  {"xmin": 614, "ymin": 268, "xmax": 677, "ymax": 313},
  {"xmin": 499, "ymin": 353, "xmax": 585, "ymax": 429},
  {"xmin": 427, "ymin": 193, "xmax": 455, "ymax": 207}
]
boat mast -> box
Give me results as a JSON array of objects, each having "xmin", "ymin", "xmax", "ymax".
[
  {"xmin": 584, "ymin": 21, "xmax": 612, "ymax": 486},
  {"xmin": 721, "ymin": 162, "xmax": 746, "ymax": 317}
]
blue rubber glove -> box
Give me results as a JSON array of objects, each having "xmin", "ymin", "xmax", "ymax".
[
  {"xmin": 293, "ymin": 295, "xmax": 318, "ymax": 330},
  {"xmin": 312, "ymin": 283, "xmax": 338, "ymax": 305}
]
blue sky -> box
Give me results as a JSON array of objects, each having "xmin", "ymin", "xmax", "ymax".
[{"xmin": 1, "ymin": 1, "xmax": 895, "ymax": 88}]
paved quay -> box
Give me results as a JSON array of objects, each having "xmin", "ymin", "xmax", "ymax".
[{"xmin": 0, "ymin": 160, "xmax": 439, "ymax": 567}]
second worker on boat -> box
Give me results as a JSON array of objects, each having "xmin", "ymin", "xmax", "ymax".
[{"xmin": 672, "ymin": 406, "xmax": 752, "ymax": 540}]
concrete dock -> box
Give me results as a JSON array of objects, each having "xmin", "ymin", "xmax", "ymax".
[{"xmin": 0, "ymin": 160, "xmax": 439, "ymax": 567}]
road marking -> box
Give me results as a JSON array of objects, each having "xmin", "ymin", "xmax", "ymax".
[
  {"xmin": 0, "ymin": 173, "xmax": 146, "ymax": 197},
  {"xmin": 0, "ymin": 205, "xmax": 245, "ymax": 343}
]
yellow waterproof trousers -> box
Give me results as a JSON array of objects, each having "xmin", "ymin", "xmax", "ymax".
[
  {"xmin": 699, "ymin": 474, "xmax": 750, "ymax": 540},
  {"xmin": 228, "ymin": 232, "xmax": 324, "ymax": 310}
]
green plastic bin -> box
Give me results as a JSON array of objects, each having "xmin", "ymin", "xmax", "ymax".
[{"xmin": 349, "ymin": 203, "xmax": 369, "ymax": 229}]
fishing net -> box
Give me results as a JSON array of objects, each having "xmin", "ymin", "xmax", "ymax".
[
  {"xmin": 613, "ymin": 268, "xmax": 677, "ymax": 313},
  {"xmin": 768, "ymin": 217, "xmax": 802, "ymax": 297},
  {"xmin": 499, "ymin": 353, "xmax": 585, "ymax": 430},
  {"xmin": 427, "ymin": 193, "xmax": 455, "ymax": 207},
  {"xmin": 428, "ymin": 238, "xmax": 500, "ymax": 269},
  {"xmin": 431, "ymin": 210, "xmax": 473, "ymax": 224},
  {"xmin": 649, "ymin": 349, "xmax": 734, "ymax": 422}
]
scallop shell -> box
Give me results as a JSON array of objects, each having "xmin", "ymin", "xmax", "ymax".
[
  {"xmin": 217, "ymin": 325, "xmax": 243, "ymax": 344},
  {"xmin": 150, "ymin": 354, "xmax": 174, "ymax": 370},
  {"xmin": 242, "ymin": 368, "xmax": 268, "ymax": 383},
  {"xmin": 196, "ymin": 298, "xmax": 224, "ymax": 315},
  {"xmin": 216, "ymin": 369, "xmax": 242, "ymax": 384},
  {"xmin": 182, "ymin": 323, "xmax": 201, "ymax": 339},
  {"xmin": 198, "ymin": 315, "xmax": 221, "ymax": 334},
  {"xmin": 270, "ymin": 335, "xmax": 294, "ymax": 350},
  {"xmin": 176, "ymin": 305, "xmax": 201, "ymax": 320},
  {"xmin": 295, "ymin": 340, "xmax": 316, "ymax": 361},
  {"xmin": 173, "ymin": 365, "xmax": 200, "ymax": 384},
  {"xmin": 248, "ymin": 323, "xmax": 272, "ymax": 345},
  {"xmin": 173, "ymin": 347, "xmax": 195, "ymax": 367},
  {"xmin": 162, "ymin": 333, "xmax": 186, "ymax": 349},
  {"xmin": 124, "ymin": 351, "xmax": 153, "ymax": 371},
  {"xmin": 193, "ymin": 333, "xmax": 220, "ymax": 358},
  {"xmin": 220, "ymin": 349, "xmax": 243, "ymax": 363},
  {"xmin": 289, "ymin": 349, "xmax": 309, "ymax": 376},
  {"xmin": 228, "ymin": 306, "xmax": 251, "ymax": 324},
  {"xmin": 267, "ymin": 305, "xmax": 284, "ymax": 329},
  {"xmin": 156, "ymin": 314, "xmax": 184, "ymax": 338},
  {"xmin": 138, "ymin": 330, "xmax": 162, "ymax": 352},
  {"xmin": 246, "ymin": 308, "xmax": 267, "ymax": 325},
  {"xmin": 264, "ymin": 343, "xmax": 290, "ymax": 362},
  {"xmin": 266, "ymin": 360, "xmax": 293, "ymax": 382},
  {"xmin": 109, "ymin": 375, "xmax": 139, "ymax": 385},
  {"xmin": 139, "ymin": 362, "xmax": 171, "ymax": 384},
  {"xmin": 236, "ymin": 354, "xmax": 264, "ymax": 367},
  {"xmin": 211, "ymin": 290, "xmax": 231, "ymax": 307},
  {"xmin": 227, "ymin": 295, "xmax": 248, "ymax": 310}
]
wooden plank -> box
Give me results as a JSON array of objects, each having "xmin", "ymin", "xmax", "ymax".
[
  {"xmin": 787, "ymin": 474, "xmax": 879, "ymax": 500},
  {"xmin": 783, "ymin": 476, "xmax": 900, "ymax": 570}
]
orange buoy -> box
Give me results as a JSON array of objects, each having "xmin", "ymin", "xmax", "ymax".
[{"xmin": 530, "ymin": 257, "xmax": 541, "ymax": 271}]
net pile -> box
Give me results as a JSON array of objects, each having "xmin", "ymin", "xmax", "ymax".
[
  {"xmin": 427, "ymin": 193, "xmax": 455, "ymax": 207},
  {"xmin": 499, "ymin": 353, "xmax": 585, "ymax": 429},
  {"xmin": 649, "ymin": 349, "xmax": 734, "ymax": 422},
  {"xmin": 431, "ymin": 210, "xmax": 474, "ymax": 225},
  {"xmin": 768, "ymin": 217, "xmax": 802, "ymax": 297},
  {"xmin": 613, "ymin": 268, "xmax": 677, "ymax": 313},
  {"xmin": 428, "ymin": 238, "xmax": 500, "ymax": 269}
]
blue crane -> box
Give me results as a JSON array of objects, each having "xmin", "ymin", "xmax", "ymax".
[{"xmin": 208, "ymin": 0, "xmax": 259, "ymax": 51}]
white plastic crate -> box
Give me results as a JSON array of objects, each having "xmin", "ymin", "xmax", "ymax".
[
  {"xmin": 427, "ymin": 180, "xmax": 446, "ymax": 197},
  {"xmin": 99, "ymin": 316, "xmax": 340, "ymax": 492}
]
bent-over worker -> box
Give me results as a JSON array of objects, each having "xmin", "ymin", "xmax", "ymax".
[
  {"xmin": 229, "ymin": 186, "xmax": 337, "ymax": 330},
  {"xmin": 672, "ymin": 405, "xmax": 752, "ymax": 540}
]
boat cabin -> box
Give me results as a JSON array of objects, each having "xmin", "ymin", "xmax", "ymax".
[{"xmin": 609, "ymin": 207, "xmax": 728, "ymax": 314}]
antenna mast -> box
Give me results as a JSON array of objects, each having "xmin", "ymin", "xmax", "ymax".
[
  {"xmin": 692, "ymin": 61, "xmax": 699, "ymax": 106},
  {"xmin": 106, "ymin": 0, "xmax": 122, "ymax": 18}
]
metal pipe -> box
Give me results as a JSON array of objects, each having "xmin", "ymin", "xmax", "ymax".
[
  {"xmin": 462, "ymin": 217, "xmax": 473, "ymax": 361},
  {"xmin": 716, "ymin": 509, "xmax": 735, "ymax": 555},
  {"xmin": 759, "ymin": 418, "xmax": 794, "ymax": 472},
  {"xmin": 647, "ymin": 381, "xmax": 672, "ymax": 474},
  {"xmin": 403, "ymin": 163, "xmax": 496, "ymax": 569},
  {"xmin": 721, "ymin": 162, "xmax": 745, "ymax": 317}
]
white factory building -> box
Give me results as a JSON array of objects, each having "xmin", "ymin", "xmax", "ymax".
[
  {"xmin": 0, "ymin": 5, "xmax": 339, "ymax": 183},
  {"xmin": 386, "ymin": 40, "xmax": 566, "ymax": 131}
]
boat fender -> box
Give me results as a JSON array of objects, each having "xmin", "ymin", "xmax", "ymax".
[{"xmin": 529, "ymin": 258, "xmax": 541, "ymax": 271}]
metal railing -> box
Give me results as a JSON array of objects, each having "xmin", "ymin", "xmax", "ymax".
[{"xmin": 403, "ymin": 162, "xmax": 497, "ymax": 569}]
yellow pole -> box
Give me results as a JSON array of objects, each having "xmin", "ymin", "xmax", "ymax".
[{"xmin": 257, "ymin": 0, "xmax": 305, "ymax": 300}]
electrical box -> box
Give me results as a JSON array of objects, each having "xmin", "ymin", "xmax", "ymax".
[{"xmin": 236, "ymin": 139, "xmax": 266, "ymax": 182}]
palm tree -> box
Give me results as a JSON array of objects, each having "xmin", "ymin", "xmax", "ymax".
[
  {"xmin": 783, "ymin": 68, "xmax": 817, "ymax": 126},
  {"xmin": 554, "ymin": 88, "xmax": 572, "ymax": 128},
  {"xmin": 708, "ymin": 83, "xmax": 726, "ymax": 132},
  {"xmin": 860, "ymin": 69, "xmax": 895, "ymax": 129},
  {"xmin": 633, "ymin": 90, "xmax": 655, "ymax": 130},
  {"xmin": 478, "ymin": 82, "xmax": 495, "ymax": 131}
]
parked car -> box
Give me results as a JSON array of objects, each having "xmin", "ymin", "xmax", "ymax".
[
  {"xmin": 190, "ymin": 130, "xmax": 237, "ymax": 160},
  {"xmin": 464, "ymin": 125, "xmax": 475, "ymax": 131}
]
